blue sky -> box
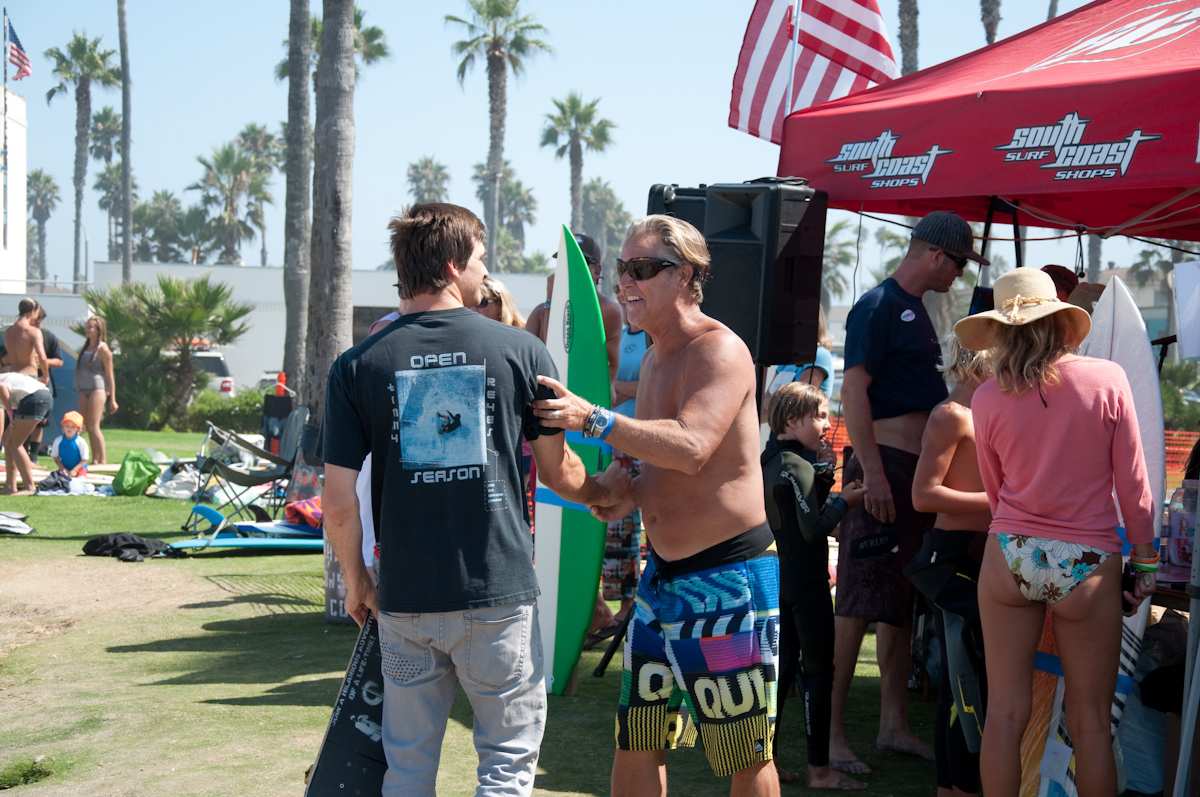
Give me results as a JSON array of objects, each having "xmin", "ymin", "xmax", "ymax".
[{"xmin": 11, "ymin": 0, "xmax": 1135, "ymax": 298}]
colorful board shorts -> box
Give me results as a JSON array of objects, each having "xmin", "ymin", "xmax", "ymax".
[
  {"xmin": 616, "ymin": 524, "xmax": 780, "ymax": 777},
  {"xmin": 996, "ymin": 532, "xmax": 1111, "ymax": 604}
]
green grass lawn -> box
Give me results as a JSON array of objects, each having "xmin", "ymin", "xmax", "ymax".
[{"xmin": 0, "ymin": 429, "xmax": 936, "ymax": 796}]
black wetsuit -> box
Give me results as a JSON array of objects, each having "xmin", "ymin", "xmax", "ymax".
[{"xmin": 761, "ymin": 436, "xmax": 848, "ymax": 770}]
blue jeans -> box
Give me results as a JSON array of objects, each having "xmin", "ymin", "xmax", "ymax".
[{"xmin": 377, "ymin": 602, "xmax": 545, "ymax": 796}]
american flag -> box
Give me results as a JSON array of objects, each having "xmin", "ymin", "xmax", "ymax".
[
  {"xmin": 7, "ymin": 18, "xmax": 31, "ymax": 81},
  {"xmin": 729, "ymin": 0, "xmax": 899, "ymax": 144}
]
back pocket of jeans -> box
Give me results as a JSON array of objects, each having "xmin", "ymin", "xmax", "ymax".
[{"xmin": 465, "ymin": 604, "xmax": 530, "ymax": 690}]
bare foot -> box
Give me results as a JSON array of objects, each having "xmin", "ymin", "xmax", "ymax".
[
  {"xmin": 875, "ymin": 731, "xmax": 934, "ymax": 761},
  {"xmin": 776, "ymin": 766, "xmax": 802, "ymax": 784},
  {"xmin": 828, "ymin": 739, "xmax": 871, "ymax": 775},
  {"xmin": 809, "ymin": 765, "xmax": 867, "ymax": 790}
]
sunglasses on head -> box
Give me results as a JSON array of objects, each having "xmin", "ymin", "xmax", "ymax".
[
  {"xmin": 477, "ymin": 297, "xmax": 494, "ymax": 308},
  {"xmin": 616, "ymin": 257, "xmax": 679, "ymax": 281}
]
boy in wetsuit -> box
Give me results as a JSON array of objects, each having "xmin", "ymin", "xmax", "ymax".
[{"xmin": 762, "ymin": 382, "xmax": 866, "ymax": 790}]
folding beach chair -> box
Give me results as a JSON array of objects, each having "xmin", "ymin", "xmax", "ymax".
[{"xmin": 181, "ymin": 406, "xmax": 309, "ymax": 534}]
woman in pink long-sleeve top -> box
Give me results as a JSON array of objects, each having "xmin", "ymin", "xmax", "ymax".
[{"xmin": 954, "ymin": 269, "xmax": 1158, "ymax": 797}]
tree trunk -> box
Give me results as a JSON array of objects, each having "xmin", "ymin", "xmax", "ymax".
[
  {"xmin": 36, "ymin": 220, "xmax": 47, "ymax": 282},
  {"xmin": 73, "ymin": 78, "xmax": 92, "ymax": 292},
  {"xmin": 118, "ymin": 0, "xmax": 133, "ymax": 283},
  {"xmin": 284, "ymin": 0, "xmax": 313, "ymax": 393},
  {"xmin": 569, "ymin": 138, "xmax": 583, "ymax": 232},
  {"xmin": 898, "ymin": 0, "xmax": 919, "ymax": 75},
  {"xmin": 1087, "ymin": 234, "xmax": 1102, "ymax": 282},
  {"xmin": 303, "ymin": 0, "xmax": 356, "ymax": 420},
  {"xmin": 107, "ymin": 210, "xmax": 114, "ymax": 260},
  {"xmin": 261, "ymin": 226, "xmax": 268, "ymax": 267},
  {"xmin": 1047, "ymin": 0, "xmax": 1058, "ymax": 20},
  {"xmin": 981, "ymin": 0, "xmax": 1001, "ymax": 45},
  {"xmin": 486, "ymin": 49, "xmax": 507, "ymax": 266}
]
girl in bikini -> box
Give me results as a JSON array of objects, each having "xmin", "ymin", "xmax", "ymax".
[{"xmin": 955, "ymin": 269, "xmax": 1158, "ymax": 797}]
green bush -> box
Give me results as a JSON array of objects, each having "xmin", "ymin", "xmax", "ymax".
[{"xmin": 184, "ymin": 388, "xmax": 268, "ymax": 434}]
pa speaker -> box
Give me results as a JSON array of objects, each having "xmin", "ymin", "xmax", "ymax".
[{"xmin": 646, "ymin": 180, "xmax": 827, "ymax": 365}]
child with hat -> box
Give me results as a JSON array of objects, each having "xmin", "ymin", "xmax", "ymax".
[{"xmin": 50, "ymin": 411, "xmax": 90, "ymax": 478}]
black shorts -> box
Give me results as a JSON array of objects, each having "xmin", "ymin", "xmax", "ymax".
[
  {"xmin": 13, "ymin": 390, "xmax": 51, "ymax": 422},
  {"xmin": 834, "ymin": 445, "xmax": 935, "ymax": 626}
]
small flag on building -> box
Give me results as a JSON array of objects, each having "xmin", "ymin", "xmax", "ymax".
[
  {"xmin": 729, "ymin": 0, "xmax": 899, "ymax": 144},
  {"xmin": 6, "ymin": 17, "xmax": 31, "ymax": 81}
]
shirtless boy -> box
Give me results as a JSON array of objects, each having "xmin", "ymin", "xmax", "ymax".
[
  {"xmin": 535, "ymin": 215, "xmax": 780, "ymax": 797},
  {"xmin": 4, "ymin": 298, "xmax": 50, "ymax": 382},
  {"xmin": 910, "ymin": 341, "xmax": 992, "ymax": 797}
]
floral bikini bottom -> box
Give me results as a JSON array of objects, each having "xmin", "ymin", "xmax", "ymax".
[{"xmin": 996, "ymin": 532, "xmax": 1111, "ymax": 604}]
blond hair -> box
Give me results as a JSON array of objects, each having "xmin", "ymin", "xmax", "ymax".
[
  {"xmin": 480, "ymin": 276, "xmax": 525, "ymax": 328},
  {"xmin": 816, "ymin": 305, "xmax": 832, "ymax": 350},
  {"xmin": 942, "ymin": 336, "xmax": 991, "ymax": 385},
  {"xmin": 768, "ymin": 381, "xmax": 827, "ymax": 437},
  {"xmin": 989, "ymin": 314, "xmax": 1073, "ymax": 394},
  {"xmin": 624, "ymin": 214, "xmax": 711, "ymax": 302}
]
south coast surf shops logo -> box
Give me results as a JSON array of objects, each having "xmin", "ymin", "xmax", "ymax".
[
  {"xmin": 562, "ymin": 299, "xmax": 573, "ymax": 354},
  {"xmin": 1020, "ymin": 1, "xmax": 1200, "ymax": 74},
  {"xmin": 826, "ymin": 130, "xmax": 952, "ymax": 190},
  {"xmin": 994, "ymin": 112, "xmax": 1161, "ymax": 181}
]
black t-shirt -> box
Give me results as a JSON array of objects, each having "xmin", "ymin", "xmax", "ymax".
[
  {"xmin": 323, "ymin": 308, "xmax": 558, "ymax": 613},
  {"xmin": 843, "ymin": 278, "xmax": 947, "ymax": 419}
]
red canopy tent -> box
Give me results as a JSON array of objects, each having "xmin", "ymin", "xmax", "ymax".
[{"xmin": 776, "ymin": 0, "xmax": 1200, "ymax": 245}]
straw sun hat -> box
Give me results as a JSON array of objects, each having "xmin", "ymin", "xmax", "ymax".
[{"xmin": 954, "ymin": 268, "xmax": 1091, "ymax": 351}]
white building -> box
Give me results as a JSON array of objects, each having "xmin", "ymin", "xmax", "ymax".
[
  {"xmin": 93, "ymin": 261, "xmax": 552, "ymax": 388},
  {"xmin": 0, "ymin": 88, "xmax": 27, "ymax": 294}
]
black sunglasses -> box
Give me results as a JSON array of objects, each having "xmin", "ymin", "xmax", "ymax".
[
  {"xmin": 617, "ymin": 257, "xmax": 679, "ymax": 281},
  {"xmin": 935, "ymin": 248, "xmax": 968, "ymax": 270}
]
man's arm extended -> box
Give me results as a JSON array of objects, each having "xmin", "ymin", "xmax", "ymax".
[
  {"xmin": 841, "ymin": 365, "xmax": 895, "ymax": 523},
  {"xmin": 535, "ymin": 330, "xmax": 753, "ymax": 476},
  {"xmin": 911, "ymin": 407, "xmax": 989, "ymax": 515},
  {"xmin": 530, "ymin": 433, "xmax": 627, "ymax": 507},
  {"xmin": 322, "ymin": 463, "xmax": 378, "ymax": 627}
]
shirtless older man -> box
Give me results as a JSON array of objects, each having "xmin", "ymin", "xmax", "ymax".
[
  {"xmin": 4, "ymin": 298, "xmax": 50, "ymax": 381},
  {"xmin": 535, "ymin": 215, "xmax": 780, "ymax": 797}
]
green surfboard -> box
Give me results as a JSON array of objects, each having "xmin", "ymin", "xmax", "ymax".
[{"xmin": 534, "ymin": 225, "xmax": 612, "ymax": 695}]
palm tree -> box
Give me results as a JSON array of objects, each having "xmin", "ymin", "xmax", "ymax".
[
  {"xmin": 26, "ymin": 170, "xmax": 61, "ymax": 283},
  {"xmin": 237, "ymin": 123, "xmax": 283, "ymax": 265},
  {"xmin": 897, "ymin": 0, "xmax": 919, "ymax": 75},
  {"xmin": 131, "ymin": 190, "xmax": 183, "ymax": 262},
  {"xmin": 89, "ymin": 106, "xmax": 120, "ymax": 165},
  {"xmin": 118, "ymin": 0, "xmax": 133, "ymax": 283},
  {"xmin": 245, "ymin": 172, "xmax": 274, "ymax": 267},
  {"xmin": 1130, "ymin": 241, "xmax": 1183, "ymax": 348},
  {"xmin": 303, "ymin": 0, "xmax": 357, "ymax": 415},
  {"xmin": 446, "ymin": 0, "xmax": 551, "ymax": 264},
  {"xmin": 274, "ymin": 6, "xmax": 389, "ymax": 85},
  {"xmin": 981, "ymin": 0, "xmax": 1001, "ymax": 44},
  {"xmin": 821, "ymin": 220, "xmax": 855, "ymax": 310},
  {"xmin": 581, "ymin": 177, "xmax": 631, "ymax": 289},
  {"xmin": 176, "ymin": 204, "xmax": 215, "ymax": 265},
  {"xmin": 188, "ymin": 143, "xmax": 256, "ymax": 264},
  {"xmin": 283, "ymin": 0, "xmax": 313, "ymax": 396},
  {"xmin": 540, "ymin": 92, "xmax": 614, "ymax": 231},
  {"xmin": 94, "ymin": 162, "xmax": 136, "ymax": 260},
  {"xmin": 1047, "ymin": 0, "xmax": 1058, "ymax": 20},
  {"xmin": 85, "ymin": 275, "xmax": 252, "ymax": 427},
  {"xmin": 407, "ymin": 157, "xmax": 451, "ymax": 204},
  {"xmin": 471, "ymin": 160, "xmax": 537, "ymax": 246},
  {"xmin": 278, "ymin": 3, "xmax": 386, "ymax": 394},
  {"xmin": 44, "ymin": 34, "xmax": 121, "ymax": 291}
]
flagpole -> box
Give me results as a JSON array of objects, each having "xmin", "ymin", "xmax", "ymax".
[
  {"xmin": 784, "ymin": 0, "xmax": 802, "ymax": 122},
  {"xmin": 3, "ymin": 7, "xmax": 9, "ymax": 251}
]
